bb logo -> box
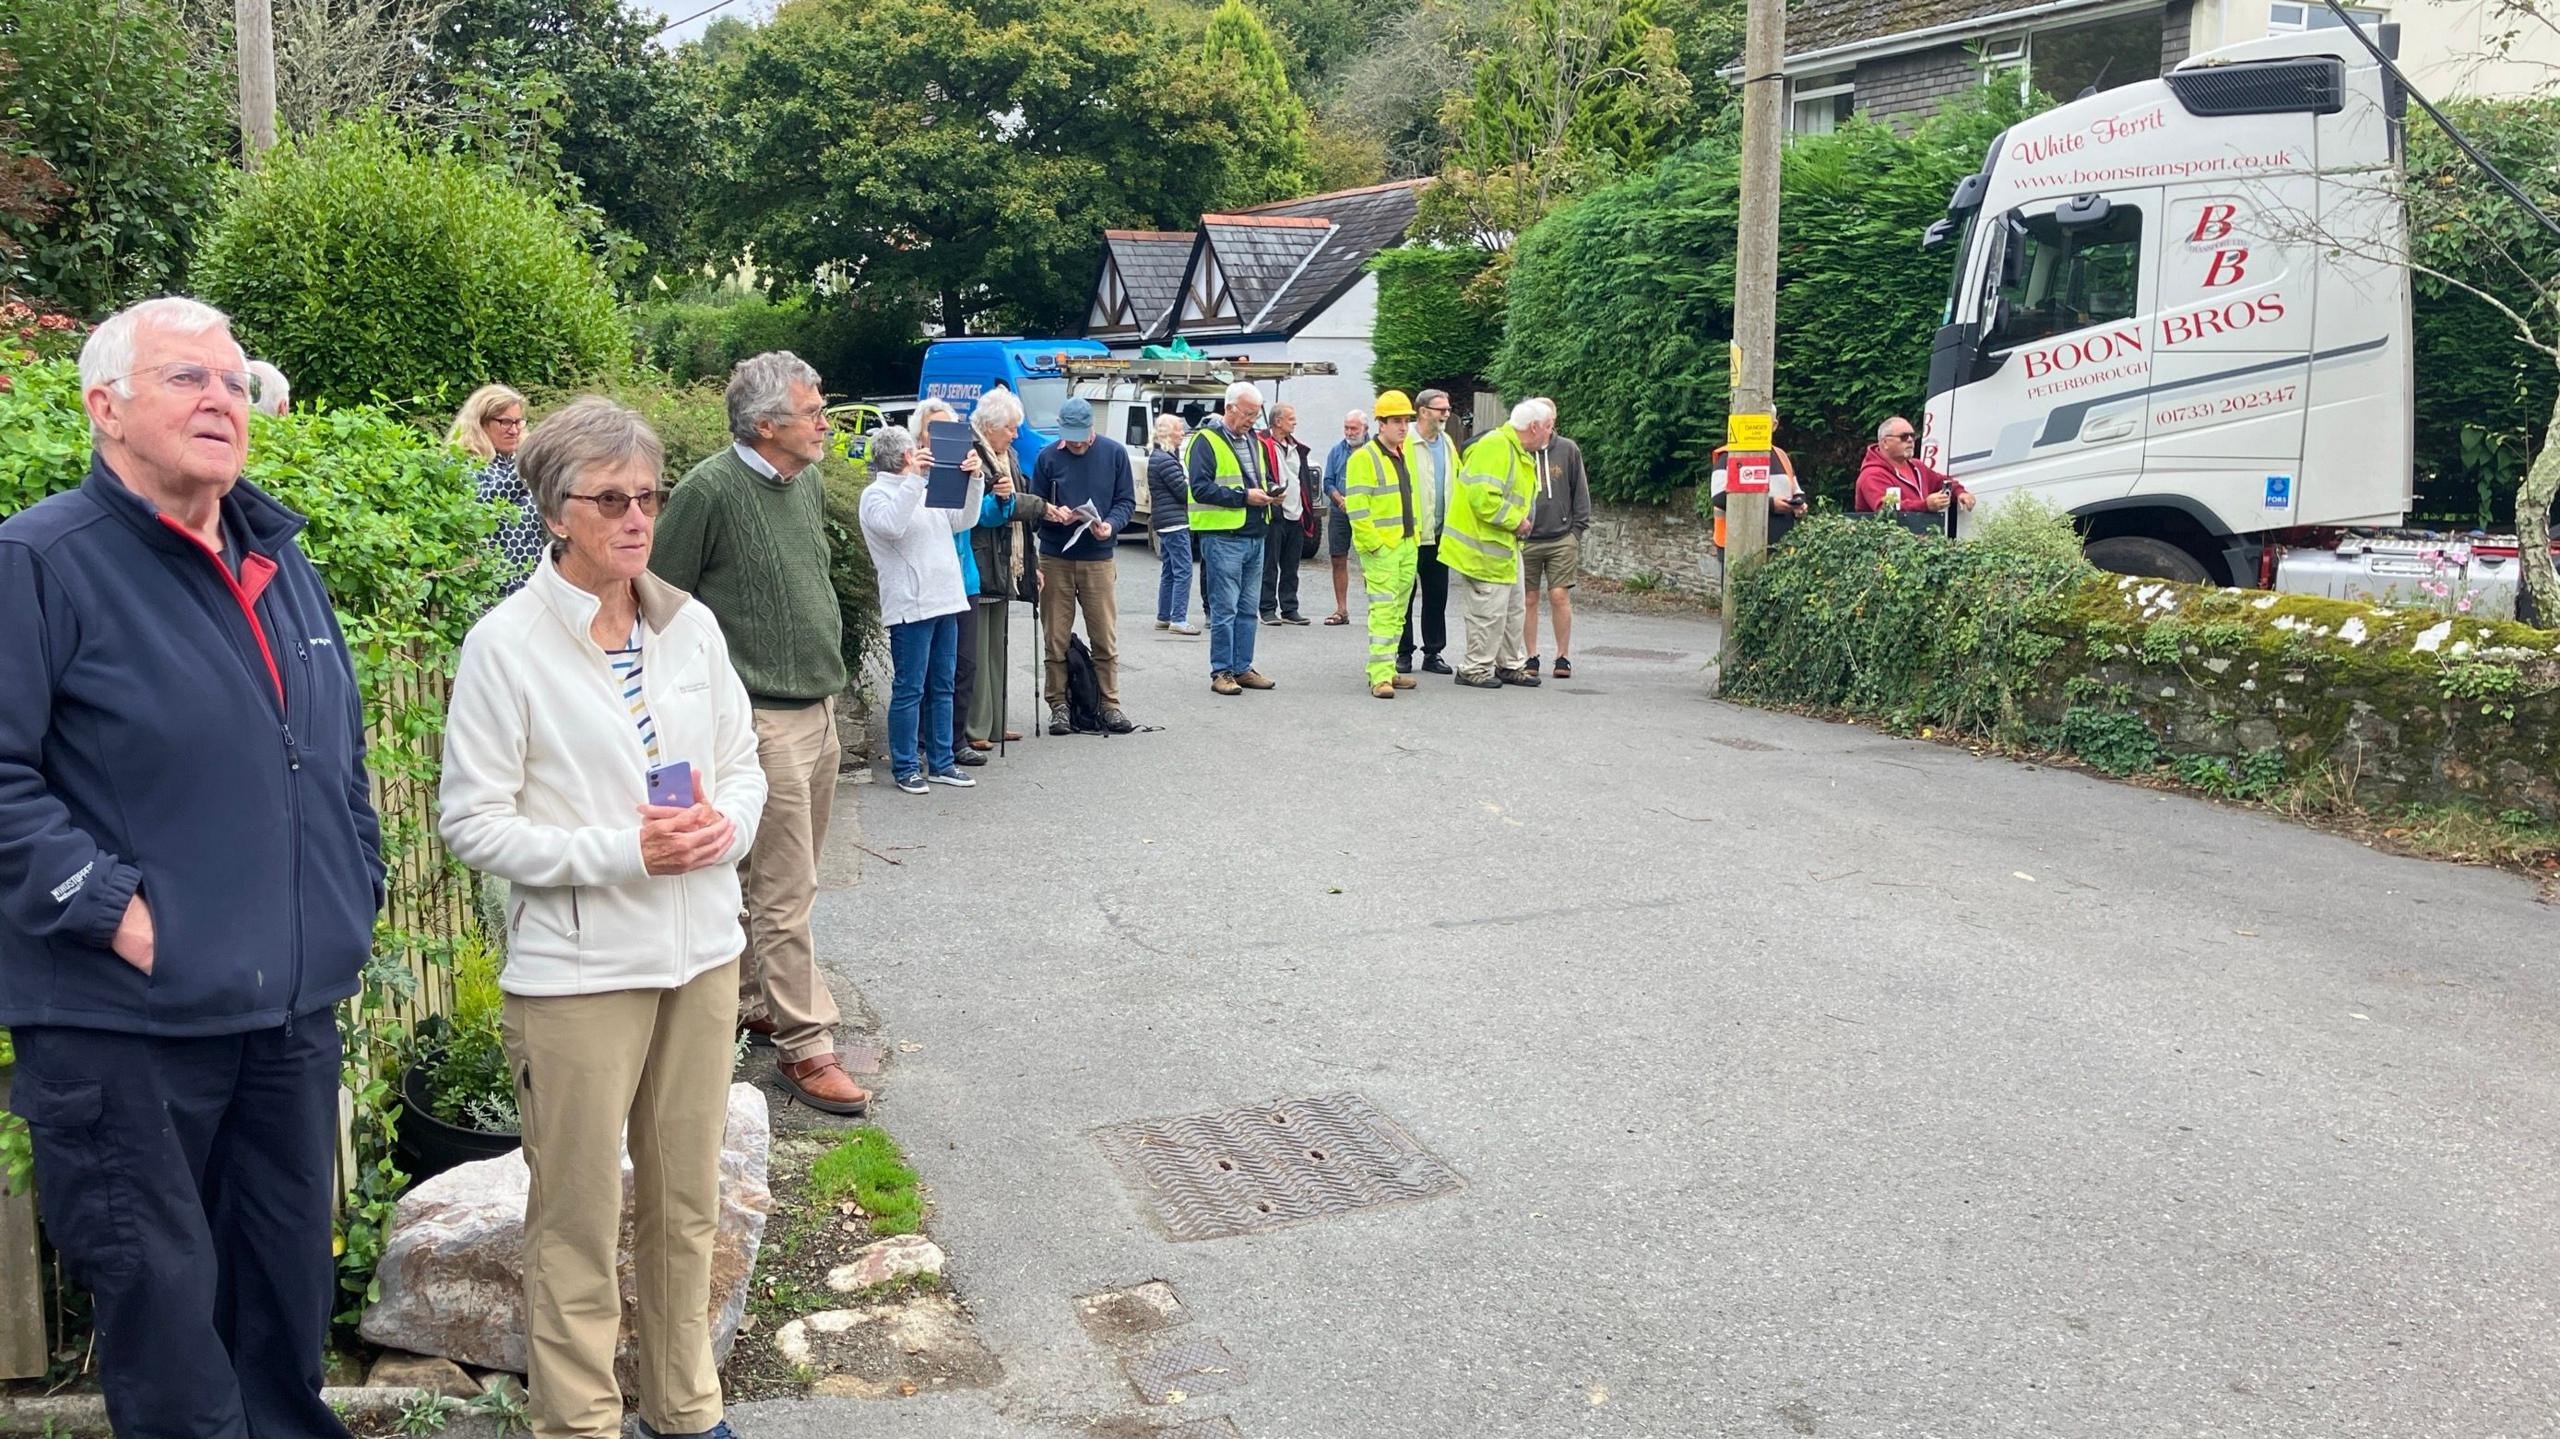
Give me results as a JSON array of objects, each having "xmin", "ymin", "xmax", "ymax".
[
  {"xmin": 2187, "ymin": 205, "xmax": 2239, "ymax": 244},
  {"xmin": 2202, "ymin": 249, "xmax": 2249, "ymax": 288}
]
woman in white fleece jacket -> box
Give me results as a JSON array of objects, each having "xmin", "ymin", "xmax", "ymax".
[
  {"xmin": 858, "ymin": 424, "xmax": 978, "ymax": 794},
  {"xmin": 437, "ymin": 398, "xmax": 766, "ymax": 1439}
]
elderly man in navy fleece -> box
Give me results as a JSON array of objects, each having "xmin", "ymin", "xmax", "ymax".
[
  {"xmin": 1028, "ymin": 395, "xmax": 1137, "ymax": 733},
  {"xmin": 0, "ymin": 297, "xmax": 383, "ymax": 1439}
]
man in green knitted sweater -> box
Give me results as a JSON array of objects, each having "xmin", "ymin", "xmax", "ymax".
[{"xmin": 650, "ymin": 351, "xmax": 870, "ymax": 1116}]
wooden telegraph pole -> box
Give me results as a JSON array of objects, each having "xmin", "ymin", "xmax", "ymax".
[
  {"xmin": 1721, "ymin": 0, "xmax": 1785, "ymax": 661},
  {"xmin": 237, "ymin": 0, "xmax": 278, "ymax": 164}
]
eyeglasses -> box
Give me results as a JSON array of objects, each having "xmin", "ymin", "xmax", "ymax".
[
  {"xmin": 1883, "ymin": 430, "xmax": 1916, "ymax": 441},
  {"xmin": 1425, "ymin": 406, "xmax": 1453, "ymax": 415},
  {"xmin": 565, "ymin": 488, "xmax": 665, "ymax": 518},
  {"xmin": 111, "ymin": 362, "xmax": 260, "ymax": 406},
  {"xmin": 487, "ymin": 416, "xmax": 526, "ymax": 431}
]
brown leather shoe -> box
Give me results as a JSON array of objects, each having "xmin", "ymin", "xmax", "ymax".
[
  {"xmin": 968, "ymin": 739, "xmax": 994, "ymax": 752},
  {"xmin": 739, "ymin": 1014, "xmax": 779, "ymax": 1048},
  {"xmin": 1235, "ymin": 670, "xmax": 1276, "ymax": 690},
  {"xmin": 779, "ymin": 1054, "xmax": 870, "ymax": 1116},
  {"xmin": 1390, "ymin": 674, "xmax": 1417, "ymax": 690}
]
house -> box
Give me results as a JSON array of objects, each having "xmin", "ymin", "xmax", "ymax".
[
  {"xmin": 1773, "ymin": 0, "xmax": 2557, "ymax": 135},
  {"xmin": 1082, "ymin": 179, "xmax": 1428, "ymax": 433}
]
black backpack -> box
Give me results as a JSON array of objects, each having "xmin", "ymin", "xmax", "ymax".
[{"xmin": 1063, "ymin": 634, "xmax": 1111, "ymax": 736}]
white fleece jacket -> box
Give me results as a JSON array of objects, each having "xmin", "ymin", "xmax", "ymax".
[
  {"xmin": 438, "ymin": 557, "xmax": 768, "ymax": 996},
  {"xmin": 858, "ymin": 465, "xmax": 976, "ymax": 628}
]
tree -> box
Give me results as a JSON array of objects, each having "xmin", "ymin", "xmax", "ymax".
[
  {"xmin": 1200, "ymin": 0, "xmax": 1319, "ymax": 206},
  {"xmin": 712, "ymin": 0, "xmax": 1250, "ymax": 335},
  {"xmin": 1320, "ymin": 1, "xmax": 1495, "ymax": 182},
  {"xmin": 0, "ymin": 0, "xmax": 230, "ymax": 316}
]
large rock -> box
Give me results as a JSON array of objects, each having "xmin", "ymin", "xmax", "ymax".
[{"xmin": 361, "ymin": 1082, "xmax": 774, "ymax": 1382}]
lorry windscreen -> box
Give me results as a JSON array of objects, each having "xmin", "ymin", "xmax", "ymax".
[{"xmin": 1018, "ymin": 377, "xmax": 1071, "ymax": 431}]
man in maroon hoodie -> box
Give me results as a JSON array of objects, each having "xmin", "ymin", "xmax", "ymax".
[{"xmin": 1854, "ymin": 416, "xmax": 1974, "ymax": 516}]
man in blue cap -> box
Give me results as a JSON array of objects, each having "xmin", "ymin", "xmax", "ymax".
[{"xmin": 1028, "ymin": 395, "xmax": 1137, "ymax": 732}]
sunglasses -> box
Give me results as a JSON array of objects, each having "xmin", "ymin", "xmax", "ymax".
[
  {"xmin": 1883, "ymin": 431, "xmax": 1916, "ymax": 441},
  {"xmin": 565, "ymin": 488, "xmax": 664, "ymax": 518}
]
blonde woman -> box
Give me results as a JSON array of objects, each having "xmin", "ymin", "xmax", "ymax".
[
  {"xmin": 1147, "ymin": 412, "xmax": 1199, "ymax": 634},
  {"xmin": 450, "ymin": 383, "xmax": 539, "ymax": 594}
]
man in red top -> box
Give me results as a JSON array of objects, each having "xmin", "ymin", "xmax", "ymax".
[{"xmin": 1854, "ymin": 415, "xmax": 1974, "ymax": 515}]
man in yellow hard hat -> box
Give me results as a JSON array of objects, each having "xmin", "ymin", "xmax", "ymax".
[{"xmin": 1342, "ymin": 390, "xmax": 1422, "ymax": 698}]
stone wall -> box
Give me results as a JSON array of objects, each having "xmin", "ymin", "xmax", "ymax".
[{"xmin": 1577, "ymin": 491, "xmax": 1723, "ymax": 599}]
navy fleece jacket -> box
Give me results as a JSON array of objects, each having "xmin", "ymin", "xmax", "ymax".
[{"xmin": 0, "ymin": 461, "xmax": 384, "ymax": 1036}]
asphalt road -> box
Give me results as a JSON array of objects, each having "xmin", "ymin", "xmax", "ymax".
[{"xmin": 736, "ymin": 550, "xmax": 2560, "ymax": 1439}]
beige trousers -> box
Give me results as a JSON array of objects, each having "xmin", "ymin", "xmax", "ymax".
[
  {"xmin": 741, "ymin": 702, "xmax": 842, "ymax": 1063},
  {"xmin": 503, "ymin": 960, "xmax": 739, "ymax": 1439},
  {"xmin": 1459, "ymin": 574, "xmax": 1526, "ymax": 680},
  {"xmin": 1038, "ymin": 556, "xmax": 1121, "ymax": 709}
]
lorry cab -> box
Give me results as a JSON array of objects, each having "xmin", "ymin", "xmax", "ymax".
[
  {"xmin": 916, "ymin": 337, "xmax": 1113, "ymax": 475},
  {"xmin": 1922, "ymin": 28, "xmax": 2414, "ymax": 583}
]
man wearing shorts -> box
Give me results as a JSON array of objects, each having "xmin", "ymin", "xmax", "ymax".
[
  {"xmin": 1521, "ymin": 415, "xmax": 1590, "ymax": 681},
  {"xmin": 1320, "ymin": 409, "xmax": 1366, "ymax": 625}
]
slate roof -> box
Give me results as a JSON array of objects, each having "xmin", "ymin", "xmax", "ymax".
[
  {"xmin": 1086, "ymin": 179, "xmax": 1428, "ymax": 342},
  {"xmin": 1787, "ymin": 0, "xmax": 2100, "ymax": 58},
  {"xmin": 1102, "ymin": 230, "xmax": 1195, "ymax": 336}
]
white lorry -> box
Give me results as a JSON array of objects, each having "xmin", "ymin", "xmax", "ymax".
[
  {"xmin": 1053, "ymin": 355, "xmax": 1338, "ymax": 538},
  {"xmin": 1920, "ymin": 24, "xmax": 2544, "ymax": 618}
]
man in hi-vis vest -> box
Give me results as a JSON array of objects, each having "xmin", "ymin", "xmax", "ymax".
[
  {"xmin": 1447, "ymin": 396, "xmax": 1552, "ymax": 689},
  {"xmin": 1342, "ymin": 390, "xmax": 1423, "ymax": 699},
  {"xmin": 1185, "ymin": 380, "xmax": 1282, "ymax": 696}
]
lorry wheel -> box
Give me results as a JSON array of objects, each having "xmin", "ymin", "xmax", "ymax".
[{"xmin": 2085, "ymin": 535, "xmax": 2213, "ymax": 585}]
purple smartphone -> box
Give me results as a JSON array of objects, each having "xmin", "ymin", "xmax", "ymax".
[{"xmin": 645, "ymin": 761, "xmax": 694, "ymax": 808}]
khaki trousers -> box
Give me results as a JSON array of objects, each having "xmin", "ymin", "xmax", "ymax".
[
  {"xmin": 503, "ymin": 960, "xmax": 739, "ymax": 1439},
  {"xmin": 1038, "ymin": 557, "xmax": 1121, "ymax": 709},
  {"xmin": 1459, "ymin": 574, "xmax": 1526, "ymax": 680},
  {"xmin": 741, "ymin": 702, "xmax": 842, "ymax": 1063}
]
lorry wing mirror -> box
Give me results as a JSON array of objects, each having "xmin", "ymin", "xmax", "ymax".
[
  {"xmin": 2055, "ymin": 193, "xmax": 2113, "ymax": 228},
  {"xmin": 1986, "ymin": 297, "xmax": 2012, "ymax": 344},
  {"xmin": 1948, "ymin": 173, "xmax": 1988, "ymax": 214},
  {"xmin": 1921, "ymin": 217, "xmax": 1954, "ymax": 250}
]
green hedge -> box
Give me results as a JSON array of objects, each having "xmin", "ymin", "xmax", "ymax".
[
  {"xmin": 1491, "ymin": 93, "xmax": 2026, "ymax": 505},
  {"xmin": 194, "ymin": 118, "xmax": 626, "ymax": 411},
  {"xmin": 1726, "ymin": 510, "xmax": 2560, "ymax": 821},
  {"xmin": 627, "ymin": 291, "xmax": 927, "ymax": 400},
  {"xmin": 1368, "ymin": 247, "xmax": 1505, "ymax": 394}
]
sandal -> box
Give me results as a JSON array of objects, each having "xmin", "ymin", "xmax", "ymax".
[
  {"xmin": 1553, "ymin": 658, "xmax": 1573, "ymax": 679},
  {"xmin": 1323, "ymin": 613, "xmax": 1349, "ymax": 625}
]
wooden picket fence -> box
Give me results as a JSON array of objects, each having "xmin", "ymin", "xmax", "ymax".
[{"xmin": 3, "ymin": 648, "xmax": 474, "ymax": 1382}]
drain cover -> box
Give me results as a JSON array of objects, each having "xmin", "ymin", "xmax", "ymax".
[
  {"xmin": 1124, "ymin": 1334, "xmax": 1249, "ymax": 1404},
  {"xmin": 1709, "ymin": 736, "xmax": 1779, "ymax": 751},
  {"xmin": 1094, "ymin": 1092, "xmax": 1464, "ymax": 1241},
  {"xmin": 1583, "ymin": 645, "xmax": 1689, "ymax": 663}
]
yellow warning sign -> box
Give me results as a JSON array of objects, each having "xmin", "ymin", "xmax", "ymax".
[{"xmin": 1726, "ymin": 412, "xmax": 1774, "ymax": 451}]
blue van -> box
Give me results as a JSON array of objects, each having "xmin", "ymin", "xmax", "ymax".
[{"xmin": 916, "ymin": 337, "xmax": 1111, "ymax": 474}]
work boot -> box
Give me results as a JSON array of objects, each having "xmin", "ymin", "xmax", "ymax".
[
  {"xmin": 1235, "ymin": 670, "xmax": 1276, "ymax": 690},
  {"xmin": 1391, "ymin": 673, "xmax": 1417, "ymax": 690},
  {"xmin": 1372, "ymin": 680, "xmax": 1397, "ymax": 699},
  {"xmin": 779, "ymin": 1054, "xmax": 870, "ymax": 1116},
  {"xmin": 1211, "ymin": 672, "xmax": 1242, "ymax": 696},
  {"xmin": 1497, "ymin": 667, "xmax": 1542, "ymax": 687},
  {"xmin": 1049, "ymin": 703, "xmax": 1073, "ymax": 735}
]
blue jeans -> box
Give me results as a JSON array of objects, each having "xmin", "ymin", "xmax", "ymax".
[
  {"xmin": 887, "ymin": 613, "xmax": 960, "ymax": 778},
  {"xmin": 1200, "ymin": 531, "xmax": 1265, "ymax": 677},
  {"xmin": 1157, "ymin": 529, "xmax": 1194, "ymax": 623}
]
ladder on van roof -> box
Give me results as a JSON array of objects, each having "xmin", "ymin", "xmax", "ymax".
[{"xmin": 1056, "ymin": 357, "xmax": 1338, "ymax": 383}]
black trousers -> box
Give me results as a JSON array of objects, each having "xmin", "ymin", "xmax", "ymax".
[
  {"xmin": 1260, "ymin": 517, "xmax": 1308, "ymax": 619},
  {"xmin": 951, "ymin": 597, "xmax": 979, "ymax": 754},
  {"xmin": 1401, "ymin": 541, "xmax": 1450, "ymax": 661},
  {"xmin": 9, "ymin": 1008, "xmax": 349, "ymax": 1439}
]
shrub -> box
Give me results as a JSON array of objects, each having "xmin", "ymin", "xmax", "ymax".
[
  {"xmin": 1369, "ymin": 247, "xmax": 1505, "ymax": 394},
  {"xmin": 422, "ymin": 936, "xmax": 517, "ymax": 1133},
  {"xmin": 0, "ymin": 0, "xmax": 229, "ymax": 316},
  {"xmin": 194, "ymin": 118, "xmax": 625, "ymax": 411},
  {"xmin": 627, "ymin": 289, "xmax": 927, "ymax": 398},
  {"xmin": 1492, "ymin": 91, "xmax": 2028, "ymax": 505}
]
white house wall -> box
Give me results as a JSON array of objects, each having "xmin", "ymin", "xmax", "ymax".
[
  {"xmin": 2193, "ymin": 0, "xmax": 2560, "ymax": 96},
  {"xmin": 1276, "ymin": 275, "xmax": 1382, "ymax": 432}
]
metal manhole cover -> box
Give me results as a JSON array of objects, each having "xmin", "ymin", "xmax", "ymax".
[
  {"xmin": 1709, "ymin": 736, "xmax": 1779, "ymax": 751},
  {"xmin": 1124, "ymin": 1334, "xmax": 1249, "ymax": 1404},
  {"xmin": 1583, "ymin": 645, "xmax": 1689, "ymax": 663},
  {"xmin": 1094, "ymin": 1092, "xmax": 1465, "ymax": 1241}
]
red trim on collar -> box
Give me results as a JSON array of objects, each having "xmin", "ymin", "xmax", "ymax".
[{"xmin": 157, "ymin": 516, "xmax": 285, "ymax": 706}]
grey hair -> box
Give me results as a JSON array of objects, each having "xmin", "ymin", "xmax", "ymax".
[
  {"xmin": 914, "ymin": 397, "xmax": 960, "ymax": 429},
  {"xmin": 970, "ymin": 387, "xmax": 1024, "ymax": 435},
  {"xmin": 248, "ymin": 361, "xmax": 290, "ymax": 417},
  {"xmin": 79, "ymin": 297, "xmax": 238, "ymax": 424},
  {"xmin": 1342, "ymin": 409, "xmax": 1367, "ymax": 427},
  {"xmin": 1273, "ymin": 402, "xmax": 1297, "ymax": 424},
  {"xmin": 1223, "ymin": 380, "xmax": 1262, "ymax": 409},
  {"xmin": 726, "ymin": 350, "xmax": 822, "ymax": 444},
  {"xmin": 1416, "ymin": 388, "xmax": 1449, "ymax": 413},
  {"xmin": 518, "ymin": 397, "xmax": 664, "ymax": 524},
  {"xmin": 1151, "ymin": 412, "xmax": 1188, "ymax": 451},
  {"xmin": 1877, "ymin": 415, "xmax": 1910, "ymax": 440},
  {"xmin": 1509, "ymin": 396, "xmax": 1556, "ymax": 429},
  {"xmin": 867, "ymin": 424, "xmax": 919, "ymax": 478}
]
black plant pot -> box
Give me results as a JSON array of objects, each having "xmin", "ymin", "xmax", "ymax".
[{"xmin": 394, "ymin": 1061, "xmax": 520, "ymax": 1183}]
